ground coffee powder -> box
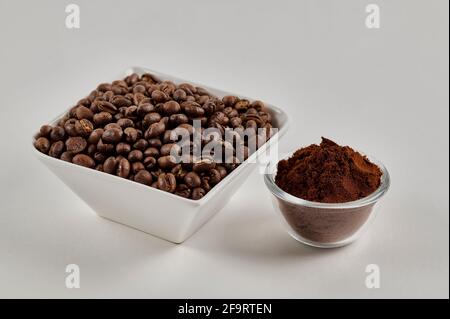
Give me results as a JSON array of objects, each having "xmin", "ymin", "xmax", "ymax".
[{"xmin": 275, "ymin": 137, "xmax": 382, "ymax": 203}]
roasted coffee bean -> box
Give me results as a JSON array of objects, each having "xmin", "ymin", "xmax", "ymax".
[
  {"xmin": 234, "ymin": 99, "xmax": 249, "ymax": 112},
  {"xmin": 87, "ymin": 144, "xmax": 97, "ymax": 156},
  {"xmin": 64, "ymin": 119, "xmax": 78, "ymax": 136},
  {"xmin": 97, "ymin": 100, "xmax": 118, "ymax": 114},
  {"xmin": 117, "ymin": 118, "xmax": 135, "ymax": 129},
  {"xmin": 157, "ymin": 173, "xmax": 177, "ymax": 193},
  {"xmin": 72, "ymin": 154, "xmax": 95, "ymax": 168},
  {"xmin": 75, "ymin": 119, "xmax": 94, "ymax": 137},
  {"xmin": 93, "ymin": 112, "xmax": 113, "ymax": 126},
  {"xmin": 145, "ymin": 122, "xmax": 165, "ymax": 139},
  {"xmin": 147, "ymin": 138, "xmax": 162, "ymax": 148},
  {"xmin": 111, "ymin": 95, "xmax": 132, "ymax": 107},
  {"xmin": 133, "ymin": 138, "xmax": 149, "ymax": 151},
  {"xmin": 144, "ymin": 147, "xmax": 159, "ymax": 158},
  {"xmin": 124, "ymin": 127, "xmax": 138, "ymax": 143},
  {"xmin": 173, "ymin": 89, "xmax": 187, "ymax": 101},
  {"xmin": 151, "ymin": 90, "xmax": 167, "ymax": 103},
  {"xmin": 184, "ymin": 171, "xmax": 201, "ymax": 188},
  {"xmin": 50, "ymin": 126, "xmax": 65, "ymax": 141},
  {"xmin": 191, "ymin": 187, "xmax": 206, "ymax": 200},
  {"xmin": 169, "ymin": 113, "xmax": 189, "ymax": 125},
  {"xmin": 143, "ymin": 112, "xmax": 161, "ymax": 127},
  {"xmin": 66, "ymin": 137, "xmax": 87, "ymax": 154},
  {"xmin": 137, "ymin": 102, "xmax": 155, "ymax": 116},
  {"xmin": 75, "ymin": 106, "xmax": 94, "ymax": 120},
  {"xmin": 104, "ymin": 123, "xmax": 122, "ymax": 131},
  {"xmin": 201, "ymin": 177, "xmax": 211, "ymax": 192},
  {"xmin": 35, "ymin": 137, "xmax": 51, "ymax": 154},
  {"xmin": 88, "ymin": 128, "xmax": 104, "ymax": 144},
  {"xmin": 103, "ymin": 156, "xmax": 117, "ymax": 174},
  {"xmin": 158, "ymin": 155, "xmax": 177, "ymax": 170},
  {"xmin": 209, "ymin": 168, "xmax": 221, "ymax": 185},
  {"xmin": 97, "ymin": 139, "xmax": 114, "ymax": 153},
  {"xmin": 60, "ymin": 151, "xmax": 73, "ymax": 162},
  {"xmin": 39, "ymin": 125, "xmax": 53, "ymax": 137},
  {"xmin": 143, "ymin": 156, "xmax": 157, "ymax": 170},
  {"xmin": 102, "ymin": 128, "xmax": 123, "ymax": 144},
  {"xmin": 116, "ymin": 142, "xmax": 131, "ymax": 155},
  {"xmin": 131, "ymin": 162, "xmax": 145, "ymax": 174},
  {"xmin": 128, "ymin": 149, "xmax": 143, "ymax": 162},
  {"xmin": 95, "ymin": 164, "xmax": 104, "ymax": 171},
  {"xmin": 134, "ymin": 170, "xmax": 152, "ymax": 186},
  {"xmin": 175, "ymin": 184, "xmax": 191, "ymax": 198},
  {"xmin": 163, "ymin": 101, "xmax": 181, "ymax": 115},
  {"xmin": 183, "ymin": 102, "xmax": 204, "ymax": 117},
  {"xmin": 193, "ymin": 158, "xmax": 216, "ymax": 173},
  {"xmin": 94, "ymin": 151, "xmax": 107, "ymax": 163},
  {"xmin": 116, "ymin": 158, "xmax": 130, "ymax": 178},
  {"xmin": 222, "ymin": 95, "xmax": 238, "ymax": 107},
  {"xmin": 160, "ymin": 143, "xmax": 180, "ymax": 157}
]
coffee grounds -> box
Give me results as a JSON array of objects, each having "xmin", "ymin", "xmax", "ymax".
[{"xmin": 275, "ymin": 137, "xmax": 382, "ymax": 203}]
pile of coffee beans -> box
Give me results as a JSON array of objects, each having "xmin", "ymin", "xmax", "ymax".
[{"xmin": 34, "ymin": 73, "xmax": 274, "ymax": 200}]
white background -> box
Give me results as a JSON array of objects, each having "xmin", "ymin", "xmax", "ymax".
[{"xmin": 0, "ymin": 0, "xmax": 448, "ymax": 298}]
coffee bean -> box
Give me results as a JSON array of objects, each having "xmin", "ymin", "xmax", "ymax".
[
  {"xmin": 128, "ymin": 149, "xmax": 143, "ymax": 162},
  {"xmin": 103, "ymin": 156, "xmax": 117, "ymax": 174},
  {"xmin": 143, "ymin": 112, "xmax": 161, "ymax": 127},
  {"xmin": 191, "ymin": 187, "xmax": 206, "ymax": 200},
  {"xmin": 169, "ymin": 113, "xmax": 189, "ymax": 125},
  {"xmin": 66, "ymin": 137, "xmax": 87, "ymax": 154},
  {"xmin": 35, "ymin": 137, "xmax": 51, "ymax": 154},
  {"xmin": 75, "ymin": 119, "xmax": 94, "ymax": 137},
  {"xmin": 163, "ymin": 101, "xmax": 181, "ymax": 115},
  {"xmin": 116, "ymin": 158, "xmax": 130, "ymax": 178},
  {"xmin": 131, "ymin": 162, "xmax": 145, "ymax": 174},
  {"xmin": 133, "ymin": 138, "xmax": 149, "ymax": 151},
  {"xmin": 134, "ymin": 170, "xmax": 152, "ymax": 186},
  {"xmin": 88, "ymin": 128, "xmax": 104, "ymax": 144},
  {"xmin": 102, "ymin": 128, "xmax": 123, "ymax": 144},
  {"xmin": 145, "ymin": 122, "xmax": 165, "ymax": 139},
  {"xmin": 160, "ymin": 143, "xmax": 180, "ymax": 156},
  {"xmin": 49, "ymin": 141, "xmax": 64, "ymax": 158},
  {"xmin": 209, "ymin": 169, "xmax": 221, "ymax": 185},
  {"xmin": 147, "ymin": 138, "xmax": 162, "ymax": 148},
  {"xmin": 93, "ymin": 112, "xmax": 112, "ymax": 126},
  {"xmin": 75, "ymin": 106, "xmax": 94, "ymax": 120},
  {"xmin": 39, "ymin": 125, "xmax": 53, "ymax": 137},
  {"xmin": 116, "ymin": 142, "xmax": 131, "ymax": 155},
  {"xmin": 184, "ymin": 171, "xmax": 201, "ymax": 188},
  {"xmin": 124, "ymin": 127, "xmax": 138, "ymax": 143},
  {"xmin": 173, "ymin": 89, "xmax": 187, "ymax": 101},
  {"xmin": 60, "ymin": 151, "xmax": 73, "ymax": 162},
  {"xmin": 157, "ymin": 173, "xmax": 177, "ymax": 193},
  {"xmin": 117, "ymin": 118, "xmax": 135, "ymax": 129},
  {"xmin": 97, "ymin": 100, "xmax": 118, "ymax": 114},
  {"xmin": 144, "ymin": 147, "xmax": 159, "ymax": 158},
  {"xmin": 50, "ymin": 126, "xmax": 65, "ymax": 141},
  {"xmin": 104, "ymin": 123, "xmax": 122, "ymax": 131},
  {"xmin": 73, "ymin": 154, "xmax": 95, "ymax": 168},
  {"xmin": 175, "ymin": 184, "xmax": 191, "ymax": 198},
  {"xmin": 193, "ymin": 158, "xmax": 216, "ymax": 173},
  {"xmin": 158, "ymin": 155, "xmax": 177, "ymax": 170},
  {"xmin": 151, "ymin": 90, "xmax": 167, "ymax": 103},
  {"xmin": 143, "ymin": 156, "xmax": 157, "ymax": 170},
  {"xmin": 222, "ymin": 95, "xmax": 238, "ymax": 107},
  {"xmin": 97, "ymin": 139, "xmax": 114, "ymax": 153},
  {"xmin": 183, "ymin": 101, "xmax": 204, "ymax": 117},
  {"xmin": 136, "ymin": 103, "xmax": 154, "ymax": 116}
]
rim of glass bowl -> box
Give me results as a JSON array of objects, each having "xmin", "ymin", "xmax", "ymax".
[{"xmin": 264, "ymin": 153, "xmax": 390, "ymax": 210}]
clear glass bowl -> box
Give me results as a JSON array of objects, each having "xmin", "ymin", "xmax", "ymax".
[{"xmin": 264, "ymin": 155, "xmax": 390, "ymax": 248}]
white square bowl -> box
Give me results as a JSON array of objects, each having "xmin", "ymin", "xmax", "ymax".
[{"xmin": 33, "ymin": 67, "xmax": 289, "ymax": 243}]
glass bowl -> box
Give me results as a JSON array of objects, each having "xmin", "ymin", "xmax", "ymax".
[{"xmin": 264, "ymin": 154, "xmax": 390, "ymax": 248}]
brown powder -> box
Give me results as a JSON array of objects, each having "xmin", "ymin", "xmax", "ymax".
[{"xmin": 275, "ymin": 137, "xmax": 382, "ymax": 203}]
